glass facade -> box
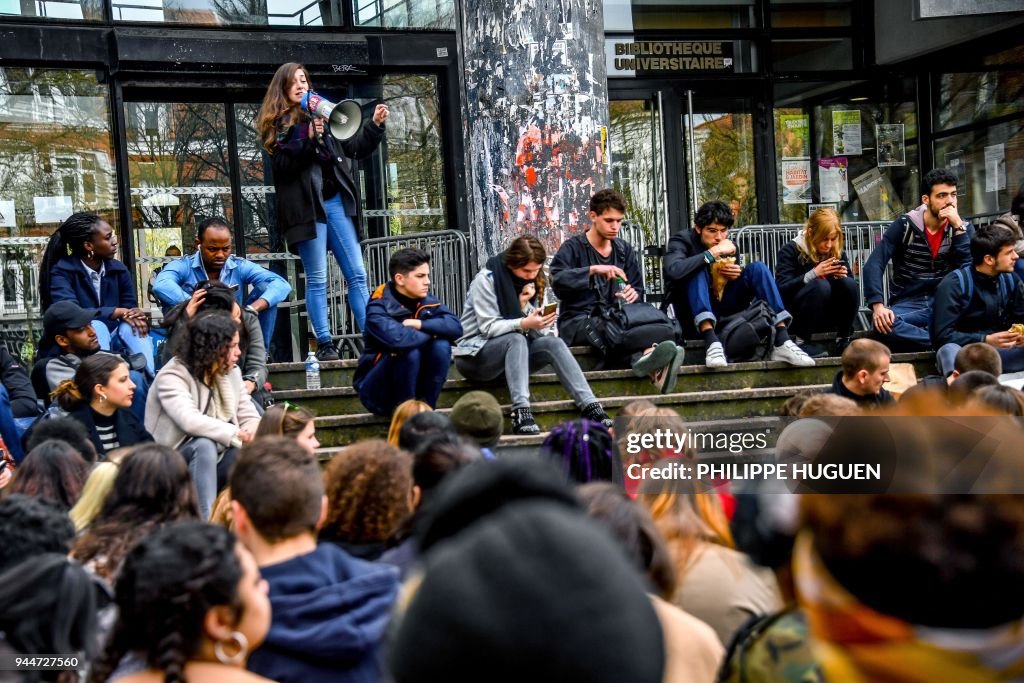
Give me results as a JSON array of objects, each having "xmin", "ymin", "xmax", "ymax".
[
  {"xmin": 353, "ymin": 0, "xmax": 454, "ymax": 29},
  {"xmin": 685, "ymin": 105, "xmax": 757, "ymax": 227},
  {"xmin": 0, "ymin": 68, "xmax": 117, "ymax": 325},
  {"xmin": 772, "ymin": 80, "xmax": 919, "ymax": 225},
  {"xmin": 605, "ymin": 0, "xmax": 756, "ymax": 31},
  {"xmin": 932, "ymin": 64, "xmax": 1024, "ymax": 218},
  {"xmin": 0, "ymin": 0, "xmax": 103, "ymax": 20}
]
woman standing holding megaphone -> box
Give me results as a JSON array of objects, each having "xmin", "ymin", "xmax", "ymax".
[{"xmin": 257, "ymin": 62, "xmax": 389, "ymax": 361}]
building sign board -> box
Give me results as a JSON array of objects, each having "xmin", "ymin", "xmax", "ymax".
[{"xmin": 607, "ymin": 40, "xmax": 735, "ymax": 77}]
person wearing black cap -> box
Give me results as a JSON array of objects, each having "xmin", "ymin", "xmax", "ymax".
[
  {"xmin": 32, "ymin": 301, "xmax": 149, "ymax": 422},
  {"xmin": 389, "ymin": 457, "xmax": 681, "ymax": 683}
]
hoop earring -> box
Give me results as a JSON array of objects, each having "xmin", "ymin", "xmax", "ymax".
[{"xmin": 214, "ymin": 631, "xmax": 249, "ymax": 666}]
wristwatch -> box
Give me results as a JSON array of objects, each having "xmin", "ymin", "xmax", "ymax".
[{"xmin": 245, "ymin": 304, "xmax": 259, "ymax": 315}]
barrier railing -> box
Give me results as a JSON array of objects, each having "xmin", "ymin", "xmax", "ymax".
[{"xmin": 733, "ymin": 221, "xmax": 893, "ymax": 327}]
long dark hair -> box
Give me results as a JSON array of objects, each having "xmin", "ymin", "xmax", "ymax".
[
  {"xmin": 256, "ymin": 62, "xmax": 311, "ymax": 153},
  {"xmin": 39, "ymin": 212, "xmax": 105, "ymax": 311},
  {"xmin": 90, "ymin": 522, "xmax": 243, "ymax": 683},
  {"xmin": 72, "ymin": 444, "xmax": 200, "ymax": 582},
  {"xmin": 175, "ymin": 312, "xmax": 240, "ymax": 384},
  {"xmin": 165, "ymin": 281, "xmax": 250, "ymax": 358},
  {"xmin": 0, "ymin": 553, "xmax": 100, "ymax": 678},
  {"xmin": 51, "ymin": 353, "xmax": 127, "ymax": 412},
  {"xmin": 503, "ymin": 235, "xmax": 547, "ymax": 303},
  {"xmin": 8, "ymin": 440, "xmax": 91, "ymax": 510}
]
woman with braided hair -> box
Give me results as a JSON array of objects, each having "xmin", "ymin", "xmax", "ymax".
[
  {"xmin": 91, "ymin": 521, "xmax": 272, "ymax": 683},
  {"xmin": 40, "ymin": 212, "xmax": 155, "ymax": 376}
]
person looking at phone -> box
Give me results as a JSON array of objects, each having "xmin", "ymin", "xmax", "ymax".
[
  {"xmin": 353, "ymin": 248, "xmax": 462, "ymax": 417},
  {"xmin": 774, "ymin": 207, "xmax": 861, "ymax": 356},
  {"xmin": 550, "ymin": 189, "xmax": 685, "ymax": 393},
  {"xmin": 863, "ymin": 168, "xmax": 973, "ymax": 351},
  {"xmin": 455, "ymin": 235, "xmax": 612, "ymax": 435},
  {"xmin": 663, "ymin": 200, "xmax": 814, "ymax": 369}
]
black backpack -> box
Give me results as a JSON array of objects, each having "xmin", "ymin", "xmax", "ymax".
[{"xmin": 716, "ymin": 300, "xmax": 776, "ymax": 362}]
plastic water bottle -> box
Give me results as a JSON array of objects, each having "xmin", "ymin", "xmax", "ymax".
[
  {"xmin": 615, "ymin": 277, "xmax": 626, "ymax": 310},
  {"xmin": 305, "ymin": 351, "xmax": 321, "ymax": 391}
]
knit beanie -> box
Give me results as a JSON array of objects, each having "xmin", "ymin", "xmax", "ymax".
[
  {"xmin": 389, "ymin": 457, "xmax": 665, "ymax": 683},
  {"xmin": 449, "ymin": 391, "xmax": 504, "ymax": 448}
]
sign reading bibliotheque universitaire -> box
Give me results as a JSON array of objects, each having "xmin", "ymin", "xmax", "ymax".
[{"xmin": 608, "ymin": 41, "xmax": 735, "ymax": 77}]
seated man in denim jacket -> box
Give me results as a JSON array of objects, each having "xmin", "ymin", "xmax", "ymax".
[{"xmin": 152, "ymin": 216, "xmax": 291, "ymax": 348}]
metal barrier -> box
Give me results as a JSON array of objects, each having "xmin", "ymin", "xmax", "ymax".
[
  {"xmin": 319, "ymin": 229, "xmax": 473, "ymax": 359},
  {"xmin": 733, "ymin": 221, "xmax": 893, "ymax": 323},
  {"xmin": 967, "ymin": 211, "xmax": 1008, "ymax": 228}
]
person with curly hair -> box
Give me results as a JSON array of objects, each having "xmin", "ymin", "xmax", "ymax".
[
  {"xmin": 71, "ymin": 443, "xmax": 199, "ymax": 583},
  {"xmin": 256, "ymin": 63, "xmax": 389, "ymax": 360},
  {"xmin": 320, "ymin": 439, "xmax": 415, "ymax": 561},
  {"xmin": 162, "ymin": 281, "xmax": 269, "ymax": 412},
  {"xmin": 51, "ymin": 353, "xmax": 152, "ymax": 458},
  {"xmin": 39, "ymin": 211, "xmax": 155, "ymax": 376},
  {"xmin": 90, "ymin": 521, "xmax": 272, "ymax": 683},
  {"xmin": 146, "ymin": 313, "xmax": 260, "ymax": 519}
]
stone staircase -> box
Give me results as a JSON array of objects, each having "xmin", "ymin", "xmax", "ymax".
[{"xmin": 267, "ymin": 343, "xmax": 935, "ymax": 450}]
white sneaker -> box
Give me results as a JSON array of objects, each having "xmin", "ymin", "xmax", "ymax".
[
  {"xmin": 705, "ymin": 341, "xmax": 728, "ymax": 369},
  {"xmin": 771, "ymin": 339, "xmax": 816, "ymax": 367}
]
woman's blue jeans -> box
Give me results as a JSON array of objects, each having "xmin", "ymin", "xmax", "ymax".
[{"xmin": 296, "ymin": 195, "xmax": 369, "ymax": 342}]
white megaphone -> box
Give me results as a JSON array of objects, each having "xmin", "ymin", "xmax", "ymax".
[{"xmin": 301, "ymin": 92, "xmax": 363, "ymax": 142}]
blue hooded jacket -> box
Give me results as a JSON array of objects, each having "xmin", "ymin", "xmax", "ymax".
[{"xmin": 247, "ymin": 543, "xmax": 400, "ymax": 683}]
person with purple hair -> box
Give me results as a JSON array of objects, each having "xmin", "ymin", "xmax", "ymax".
[{"xmin": 541, "ymin": 418, "xmax": 621, "ymax": 485}]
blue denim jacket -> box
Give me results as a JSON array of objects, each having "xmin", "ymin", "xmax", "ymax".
[{"xmin": 151, "ymin": 252, "xmax": 292, "ymax": 313}]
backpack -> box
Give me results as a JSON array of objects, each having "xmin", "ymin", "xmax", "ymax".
[
  {"xmin": 716, "ymin": 300, "xmax": 776, "ymax": 362},
  {"xmin": 952, "ymin": 265, "xmax": 1013, "ymax": 304}
]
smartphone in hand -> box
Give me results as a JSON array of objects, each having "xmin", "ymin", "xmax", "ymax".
[{"xmin": 542, "ymin": 302, "xmax": 558, "ymax": 315}]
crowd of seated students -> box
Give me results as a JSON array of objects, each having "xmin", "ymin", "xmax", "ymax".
[{"xmin": 3, "ymin": 177, "xmax": 1024, "ymax": 683}]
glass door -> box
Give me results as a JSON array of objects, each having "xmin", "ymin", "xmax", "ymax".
[
  {"xmin": 608, "ymin": 94, "xmax": 668, "ymax": 297},
  {"xmin": 123, "ymin": 100, "xmax": 235, "ymax": 322},
  {"xmin": 682, "ymin": 91, "xmax": 759, "ymax": 228}
]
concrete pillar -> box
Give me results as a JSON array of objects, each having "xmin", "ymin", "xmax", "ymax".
[{"xmin": 458, "ymin": 0, "xmax": 609, "ymax": 262}]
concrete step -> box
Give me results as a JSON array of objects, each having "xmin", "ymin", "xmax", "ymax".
[
  {"xmin": 310, "ymin": 383, "xmax": 827, "ymax": 447},
  {"xmin": 268, "ymin": 345, "xmax": 631, "ymax": 390},
  {"xmin": 315, "ymin": 416, "xmax": 782, "ymax": 459},
  {"xmin": 272, "ymin": 352, "xmax": 935, "ymax": 417}
]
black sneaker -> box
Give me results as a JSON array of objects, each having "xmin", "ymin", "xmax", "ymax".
[
  {"xmin": 797, "ymin": 341, "xmax": 829, "ymax": 359},
  {"xmin": 580, "ymin": 402, "xmax": 614, "ymax": 430},
  {"xmin": 315, "ymin": 341, "xmax": 340, "ymax": 362},
  {"xmin": 511, "ymin": 407, "xmax": 540, "ymax": 435}
]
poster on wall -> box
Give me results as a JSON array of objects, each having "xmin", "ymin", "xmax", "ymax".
[
  {"xmin": 818, "ymin": 157, "xmax": 849, "ymax": 203},
  {"xmin": 0, "ymin": 200, "xmax": 14, "ymax": 228},
  {"xmin": 985, "ymin": 144, "xmax": 1006, "ymax": 193},
  {"xmin": 780, "ymin": 114, "xmax": 809, "ymax": 159},
  {"xmin": 782, "ymin": 159, "xmax": 812, "ymax": 205},
  {"xmin": 851, "ymin": 167, "xmax": 904, "ymax": 221},
  {"xmin": 832, "ymin": 111, "xmax": 862, "ymax": 155},
  {"xmin": 876, "ymin": 124, "xmax": 906, "ymax": 167},
  {"xmin": 33, "ymin": 196, "xmax": 73, "ymax": 225}
]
